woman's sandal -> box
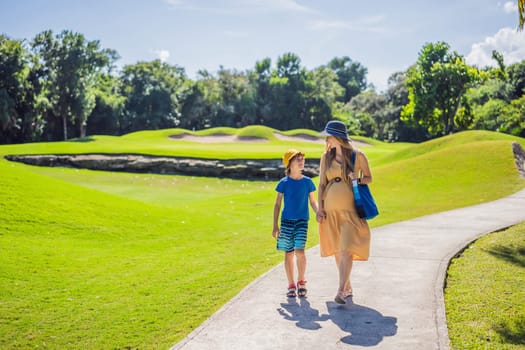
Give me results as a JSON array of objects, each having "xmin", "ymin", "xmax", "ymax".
[
  {"xmin": 343, "ymin": 288, "xmax": 353, "ymax": 298},
  {"xmin": 286, "ymin": 284, "xmax": 297, "ymax": 298},
  {"xmin": 334, "ymin": 290, "xmax": 346, "ymax": 304},
  {"xmin": 297, "ymin": 280, "xmax": 307, "ymax": 298}
]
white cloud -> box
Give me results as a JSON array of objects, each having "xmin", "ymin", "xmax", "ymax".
[
  {"xmin": 163, "ymin": 0, "xmax": 315, "ymax": 14},
  {"xmin": 466, "ymin": 27, "xmax": 525, "ymax": 67},
  {"xmin": 154, "ymin": 49, "xmax": 170, "ymax": 62},
  {"xmin": 501, "ymin": 1, "xmax": 518, "ymax": 13},
  {"xmin": 163, "ymin": 0, "xmax": 184, "ymax": 5},
  {"xmin": 258, "ymin": 0, "xmax": 314, "ymax": 13},
  {"xmin": 309, "ymin": 15, "xmax": 386, "ymax": 33},
  {"xmin": 223, "ymin": 30, "xmax": 249, "ymax": 38}
]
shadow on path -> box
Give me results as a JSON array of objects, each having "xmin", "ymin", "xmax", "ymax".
[
  {"xmin": 326, "ymin": 299, "xmax": 398, "ymax": 346},
  {"xmin": 277, "ymin": 298, "xmax": 397, "ymax": 346},
  {"xmin": 277, "ymin": 298, "xmax": 330, "ymax": 330}
]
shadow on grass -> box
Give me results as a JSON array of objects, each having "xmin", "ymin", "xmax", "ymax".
[
  {"xmin": 493, "ymin": 315, "xmax": 525, "ymax": 345},
  {"xmin": 485, "ymin": 244, "xmax": 525, "ymax": 268}
]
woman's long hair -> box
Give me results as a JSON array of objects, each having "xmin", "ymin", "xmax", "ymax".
[{"xmin": 324, "ymin": 137, "xmax": 355, "ymax": 183}]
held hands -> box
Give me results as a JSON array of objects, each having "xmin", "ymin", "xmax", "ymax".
[{"xmin": 316, "ymin": 209, "xmax": 326, "ymax": 223}]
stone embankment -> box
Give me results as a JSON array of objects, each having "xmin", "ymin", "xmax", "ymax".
[
  {"xmin": 6, "ymin": 142, "xmax": 523, "ymax": 180},
  {"xmin": 5, "ymin": 154, "xmax": 320, "ymax": 180},
  {"xmin": 513, "ymin": 142, "xmax": 525, "ymax": 178}
]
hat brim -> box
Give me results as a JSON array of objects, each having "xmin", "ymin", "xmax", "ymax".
[{"xmin": 319, "ymin": 130, "xmax": 350, "ymax": 141}]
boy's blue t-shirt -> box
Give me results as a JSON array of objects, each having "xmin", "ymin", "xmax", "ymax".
[{"xmin": 275, "ymin": 176, "xmax": 316, "ymax": 220}]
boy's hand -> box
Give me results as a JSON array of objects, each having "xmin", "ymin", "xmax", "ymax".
[{"xmin": 272, "ymin": 226, "xmax": 279, "ymax": 239}]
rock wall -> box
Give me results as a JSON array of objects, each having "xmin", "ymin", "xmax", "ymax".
[
  {"xmin": 5, "ymin": 154, "xmax": 320, "ymax": 180},
  {"xmin": 513, "ymin": 142, "xmax": 525, "ymax": 178}
]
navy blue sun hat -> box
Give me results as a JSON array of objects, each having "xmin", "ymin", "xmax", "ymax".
[{"xmin": 320, "ymin": 120, "xmax": 350, "ymax": 141}]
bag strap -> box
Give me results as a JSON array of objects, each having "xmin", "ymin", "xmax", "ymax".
[{"xmin": 351, "ymin": 151, "xmax": 362, "ymax": 179}]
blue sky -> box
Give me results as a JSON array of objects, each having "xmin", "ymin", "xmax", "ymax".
[{"xmin": 2, "ymin": 0, "xmax": 524, "ymax": 92}]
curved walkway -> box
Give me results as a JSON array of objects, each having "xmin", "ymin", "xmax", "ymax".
[{"xmin": 172, "ymin": 189, "xmax": 525, "ymax": 350}]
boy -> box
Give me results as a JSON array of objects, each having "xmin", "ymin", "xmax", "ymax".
[{"xmin": 272, "ymin": 149, "xmax": 318, "ymax": 298}]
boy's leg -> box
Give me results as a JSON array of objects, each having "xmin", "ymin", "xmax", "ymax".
[
  {"xmin": 294, "ymin": 219, "xmax": 308, "ymax": 297},
  {"xmin": 293, "ymin": 219, "xmax": 308, "ymax": 279},
  {"xmin": 295, "ymin": 249, "xmax": 306, "ymax": 282},
  {"xmin": 284, "ymin": 251, "xmax": 295, "ymax": 286}
]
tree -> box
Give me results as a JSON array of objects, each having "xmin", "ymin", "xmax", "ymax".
[
  {"xmin": 86, "ymin": 74, "xmax": 125, "ymax": 135},
  {"xmin": 0, "ymin": 34, "xmax": 47, "ymax": 144},
  {"xmin": 500, "ymin": 95, "xmax": 525, "ymax": 136},
  {"xmin": 304, "ymin": 66, "xmax": 344, "ymax": 130},
  {"xmin": 345, "ymin": 91, "xmax": 386, "ymax": 138},
  {"xmin": 179, "ymin": 69, "xmax": 221, "ymax": 130},
  {"xmin": 120, "ymin": 60, "xmax": 187, "ymax": 133},
  {"xmin": 327, "ymin": 56, "xmax": 367, "ymax": 103},
  {"xmin": 269, "ymin": 52, "xmax": 308, "ymax": 129},
  {"xmin": 214, "ymin": 67, "xmax": 255, "ymax": 127},
  {"xmin": 0, "ymin": 35, "xmax": 23, "ymax": 139},
  {"xmin": 402, "ymin": 42, "xmax": 479, "ymax": 136},
  {"xmin": 252, "ymin": 58, "xmax": 272, "ymax": 125},
  {"xmin": 31, "ymin": 30, "xmax": 117, "ymax": 140},
  {"xmin": 507, "ymin": 60, "xmax": 525, "ymax": 99},
  {"xmin": 491, "ymin": 50, "xmax": 507, "ymax": 81}
]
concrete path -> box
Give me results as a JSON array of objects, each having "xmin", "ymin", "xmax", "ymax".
[{"xmin": 172, "ymin": 189, "xmax": 525, "ymax": 350}]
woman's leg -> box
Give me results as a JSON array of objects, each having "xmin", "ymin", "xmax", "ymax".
[
  {"xmin": 334, "ymin": 251, "xmax": 353, "ymax": 304},
  {"xmin": 339, "ymin": 251, "xmax": 353, "ymax": 292},
  {"xmin": 334, "ymin": 252, "xmax": 352, "ymax": 293}
]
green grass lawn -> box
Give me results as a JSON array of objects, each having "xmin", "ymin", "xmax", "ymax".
[
  {"xmin": 1, "ymin": 126, "xmax": 524, "ymax": 348},
  {"xmin": 445, "ymin": 222, "xmax": 525, "ymax": 350}
]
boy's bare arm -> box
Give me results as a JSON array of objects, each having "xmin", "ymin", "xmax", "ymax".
[
  {"xmin": 309, "ymin": 192, "xmax": 318, "ymax": 213},
  {"xmin": 272, "ymin": 193, "xmax": 283, "ymax": 238}
]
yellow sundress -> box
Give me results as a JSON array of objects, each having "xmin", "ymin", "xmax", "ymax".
[{"xmin": 319, "ymin": 154, "xmax": 371, "ymax": 259}]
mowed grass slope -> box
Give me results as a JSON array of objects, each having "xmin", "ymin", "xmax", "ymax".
[
  {"xmin": 1, "ymin": 127, "xmax": 524, "ymax": 348},
  {"xmin": 445, "ymin": 222, "xmax": 525, "ymax": 349},
  {"xmin": 0, "ymin": 161, "xmax": 279, "ymax": 348},
  {"xmin": 371, "ymin": 137, "xmax": 525, "ymax": 226}
]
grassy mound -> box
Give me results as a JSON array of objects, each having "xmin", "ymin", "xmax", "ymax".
[{"xmin": 1, "ymin": 125, "xmax": 386, "ymax": 160}]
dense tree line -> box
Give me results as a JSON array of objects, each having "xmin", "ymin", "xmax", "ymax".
[{"xmin": 1, "ymin": 30, "xmax": 524, "ymax": 145}]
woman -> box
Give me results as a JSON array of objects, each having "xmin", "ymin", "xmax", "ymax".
[{"xmin": 316, "ymin": 120, "xmax": 372, "ymax": 304}]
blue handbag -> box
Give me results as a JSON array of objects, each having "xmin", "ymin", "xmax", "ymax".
[{"xmin": 351, "ymin": 152, "xmax": 379, "ymax": 220}]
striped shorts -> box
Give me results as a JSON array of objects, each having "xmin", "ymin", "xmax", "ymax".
[{"xmin": 277, "ymin": 218, "xmax": 308, "ymax": 252}]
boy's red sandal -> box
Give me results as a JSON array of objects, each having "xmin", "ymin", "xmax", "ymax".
[
  {"xmin": 297, "ymin": 280, "xmax": 307, "ymax": 297},
  {"xmin": 286, "ymin": 283, "xmax": 297, "ymax": 298}
]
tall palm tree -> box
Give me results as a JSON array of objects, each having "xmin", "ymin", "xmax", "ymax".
[{"xmin": 518, "ymin": 0, "xmax": 525, "ymax": 30}]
